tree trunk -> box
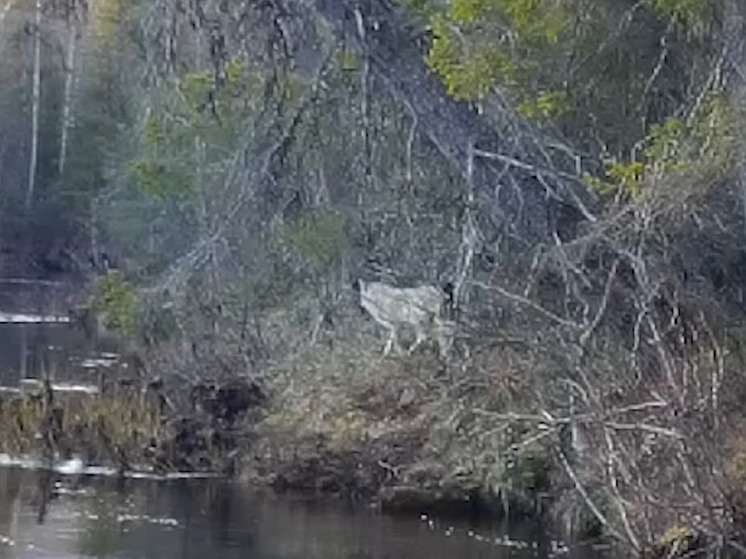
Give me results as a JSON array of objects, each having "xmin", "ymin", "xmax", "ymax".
[
  {"xmin": 724, "ymin": 0, "xmax": 746, "ymax": 238},
  {"xmin": 59, "ymin": 5, "xmax": 77, "ymax": 176},
  {"xmin": 25, "ymin": 0, "xmax": 41, "ymax": 211}
]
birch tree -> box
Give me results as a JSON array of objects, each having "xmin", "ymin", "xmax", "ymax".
[
  {"xmin": 25, "ymin": 0, "xmax": 41, "ymax": 211},
  {"xmin": 58, "ymin": 0, "xmax": 81, "ymax": 176}
]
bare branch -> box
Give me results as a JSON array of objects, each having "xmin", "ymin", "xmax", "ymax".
[
  {"xmin": 556, "ymin": 445, "xmax": 632, "ymax": 547},
  {"xmin": 472, "ymin": 280, "xmax": 582, "ymax": 329},
  {"xmin": 579, "ymin": 258, "xmax": 620, "ymax": 347}
]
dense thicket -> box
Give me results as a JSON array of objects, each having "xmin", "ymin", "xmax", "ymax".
[{"xmin": 3, "ymin": 0, "xmax": 746, "ymax": 555}]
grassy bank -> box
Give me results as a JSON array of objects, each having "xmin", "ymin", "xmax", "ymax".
[{"xmin": 245, "ymin": 343, "xmax": 546, "ymax": 515}]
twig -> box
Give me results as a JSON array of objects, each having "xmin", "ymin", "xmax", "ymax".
[
  {"xmin": 473, "ymin": 148, "xmax": 597, "ymax": 222},
  {"xmin": 699, "ymin": 310, "xmax": 724, "ymax": 425},
  {"xmin": 556, "ymin": 445, "xmax": 631, "ymax": 547},
  {"xmin": 603, "ymin": 421, "xmax": 683, "ymax": 439},
  {"xmin": 603, "ymin": 427, "xmax": 641, "ymax": 550},
  {"xmin": 471, "ymin": 281, "xmax": 581, "ymax": 329},
  {"xmin": 579, "ymin": 259, "xmax": 620, "ymax": 347},
  {"xmin": 638, "ymin": 21, "xmax": 673, "ymax": 123}
]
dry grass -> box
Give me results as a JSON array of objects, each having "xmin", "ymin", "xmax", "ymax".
[
  {"xmin": 0, "ymin": 388, "xmax": 164, "ymax": 464},
  {"xmin": 246, "ymin": 332, "xmax": 547, "ymax": 511}
]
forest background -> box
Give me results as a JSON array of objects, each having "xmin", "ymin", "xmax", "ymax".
[{"xmin": 2, "ymin": 0, "xmax": 746, "ymax": 555}]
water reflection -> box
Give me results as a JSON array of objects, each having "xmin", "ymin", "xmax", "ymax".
[
  {"xmin": 0, "ymin": 468, "xmax": 563, "ymax": 559},
  {"xmin": 0, "ymin": 322, "xmax": 116, "ymax": 389}
]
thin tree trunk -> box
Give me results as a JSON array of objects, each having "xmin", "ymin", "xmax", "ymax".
[
  {"xmin": 25, "ymin": 0, "xmax": 41, "ymax": 211},
  {"xmin": 59, "ymin": 7, "xmax": 77, "ymax": 176},
  {"xmin": 724, "ymin": 0, "xmax": 746, "ymax": 238},
  {"xmin": 89, "ymin": 196, "xmax": 100, "ymax": 272}
]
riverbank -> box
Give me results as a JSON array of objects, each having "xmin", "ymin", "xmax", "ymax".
[
  {"xmin": 199, "ymin": 327, "xmax": 746, "ymax": 559},
  {"xmin": 2, "ymin": 298, "xmax": 746, "ymax": 559},
  {"xmin": 242, "ymin": 347, "xmax": 546, "ymax": 518},
  {"xmin": 0, "ymin": 336, "xmax": 554, "ymax": 518}
]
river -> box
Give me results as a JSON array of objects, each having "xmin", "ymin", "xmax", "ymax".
[
  {"xmin": 0, "ymin": 467, "xmax": 584, "ymax": 559},
  {"xmin": 0, "ymin": 291, "xmax": 598, "ymax": 559}
]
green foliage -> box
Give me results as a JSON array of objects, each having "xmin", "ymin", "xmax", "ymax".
[
  {"xmin": 424, "ymin": 0, "xmax": 570, "ymax": 101},
  {"xmin": 283, "ymin": 209, "xmax": 348, "ymax": 268},
  {"xmin": 226, "ymin": 58, "xmax": 245, "ymax": 85},
  {"xmin": 130, "ymin": 160, "xmax": 192, "ymax": 201},
  {"xmin": 451, "ymin": 0, "xmax": 489, "ymax": 24},
  {"xmin": 90, "ymin": 272, "xmax": 139, "ymax": 335},
  {"xmin": 428, "ymin": 16, "xmax": 514, "ymax": 100},
  {"xmin": 646, "ymin": 118, "xmax": 686, "ymax": 166},
  {"xmin": 92, "ymin": 0, "xmax": 129, "ymax": 48},
  {"xmin": 659, "ymin": 524, "xmax": 694, "ymax": 547},
  {"xmin": 518, "ymin": 90, "xmax": 571, "ymax": 120},
  {"xmin": 182, "ymin": 59, "xmax": 263, "ymax": 122},
  {"xmin": 338, "ymin": 51, "xmax": 361, "ymax": 72},
  {"xmin": 182, "ymin": 71, "xmax": 213, "ymax": 115},
  {"xmin": 405, "ymin": 0, "xmax": 728, "ymax": 162},
  {"xmin": 646, "ymin": 0, "xmax": 711, "ymax": 27},
  {"xmin": 131, "ymin": 59, "xmax": 269, "ymax": 202},
  {"xmin": 585, "ymin": 91, "xmax": 737, "ymax": 200},
  {"xmin": 592, "ymin": 160, "xmax": 645, "ymax": 199},
  {"xmin": 144, "ymin": 116, "xmax": 164, "ymax": 152}
]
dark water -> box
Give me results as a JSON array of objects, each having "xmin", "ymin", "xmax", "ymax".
[
  {"xmin": 0, "ymin": 279, "xmax": 116, "ymax": 388},
  {"xmin": 0, "ymin": 468, "xmax": 567, "ymax": 559},
  {"xmin": 0, "ymin": 322, "xmax": 114, "ymax": 391},
  {"xmin": 0, "ymin": 323, "xmax": 80, "ymax": 380}
]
